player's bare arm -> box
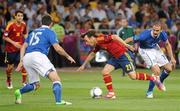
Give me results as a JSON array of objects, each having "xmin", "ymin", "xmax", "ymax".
[
  {"xmin": 53, "ymin": 43, "xmax": 76, "ymax": 63},
  {"xmin": 112, "ymin": 35, "xmax": 135, "ymax": 51},
  {"xmin": 15, "ymin": 42, "xmax": 28, "ymax": 72},
  {"xmin": 3, "ymin": 37, "xmax": 22, "ymax": 49},
  {"xmin": 77, "ymin": 52, "xmax": 95, "ymax": 71},
  {"xmin": 124, "ymin": 37, "xmax": 133, "ymax": 44},
  {"xmin": 165, "ymin": 40, "xmax": 176, "ymax": 68}
]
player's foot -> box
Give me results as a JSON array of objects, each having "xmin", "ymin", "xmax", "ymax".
[
  {"xmin": 14, "ymin": 89, "xmax": 22, "ymax": 104},
  {"xmin": 6, "ymin": 81, "xmax": 13, "ymax": 89},
  {"xmin": 146, "ymin": 91, "xmax": 153, "ymax": 99},
  {"xmin": 104, "ymin": 92, "xmax": 116, "ymax": 99},
  {"xmin": 153, "ymin": 75, "xmax": 166, "ymax": 91},
  {"xmin": 56, "ymin": 100, "xmax": 72, "ymax": 105}
]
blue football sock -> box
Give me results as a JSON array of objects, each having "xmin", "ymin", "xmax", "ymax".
[
  {"xmin": 160, "ymin": 70, "xmax": 169, "ymax": 83},
  {"xmin": 53, "ymin": 81, "xmax": 62, "ymax": 103},
  {"xmin": 20, "ymin": 83, "xmax": 35, "ymax": 94},
  {"xmin": 147, "ymin": 70, "xmax": 169, "ymax": 92},
  {"xmin": 147, "ymin": 80, "xmax": 155, "ymax": 92}
]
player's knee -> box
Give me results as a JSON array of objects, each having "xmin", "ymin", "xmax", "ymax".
[
  {"xmin": 6, "ymin": 67, "xmax": 13, "ymax": 74},
  {"xmin": 48, "ymin": 71, "xmax": 60, "ymax": 82},
  {"xmin": 128, "ymin": 73, "xmax": 136, "ymax": 80},
  {"xmin": 165, "ymin": 67, "xmax": 172, "ymax": 73}
]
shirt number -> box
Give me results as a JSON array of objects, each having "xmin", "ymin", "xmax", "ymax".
[{"xmin": 29, "ymin": 32, "xmax": 42, "ymax": 46}]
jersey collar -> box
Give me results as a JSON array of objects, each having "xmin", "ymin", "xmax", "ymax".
[{"xmin": 41, "ymin": 25, "xmax": 50, "ymax": 28}]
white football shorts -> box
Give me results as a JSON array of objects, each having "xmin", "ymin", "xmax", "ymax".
[
  {"xmin": 23, "ymin": 52, "xmax": 56, "ymax": 83},
  {"xmin": 138, "ymin": 45, "xmax": 169, "ymax": 68}
]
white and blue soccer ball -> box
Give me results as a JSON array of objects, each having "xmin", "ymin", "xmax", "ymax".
[{"xmin": 90, "ymin": 87, "xmax": 102, "ymax": 98}]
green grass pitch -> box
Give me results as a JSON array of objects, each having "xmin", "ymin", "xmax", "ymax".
[{"xmin": 0, "ymin": 67, "xmax": 180, "ymax": 111}]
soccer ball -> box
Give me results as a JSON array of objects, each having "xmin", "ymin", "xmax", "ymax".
[{"xmin": 90, "ymin": 87, "xmax": 102, "ymax": 98}]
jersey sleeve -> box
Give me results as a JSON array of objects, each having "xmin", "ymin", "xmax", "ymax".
[
  {"xmin": 133, "ymin": 30, "xmax": 147, "ymax": 42},
  {"xmin": 3, "ymin": 22, "xmax": 13, "ymax": 38},
  {"xmin": 48, "ymin": 30, "xmax": 59, "ymax": 45},
  {"xmin": 23, "ymin": 23, "xmax": 27, "ymax": 35},
  {"xmin": 161, "ymin": 31, "xmax": 168, "ymax": 42}
]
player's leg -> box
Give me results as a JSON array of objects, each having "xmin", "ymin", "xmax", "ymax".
[
  {"xmin": 120, "ymin": 52, "xmax": 165, "ymax": 92},
  {"xmin": 47, "ymin": 70, "xmax": 71, "ymax": 105},
  {"xmin": 47, "ymin": 71, "xmax": 62, "ymax": 103},
  {"xmin": 15, "ymin": 66, "xmax": 40, "ymax": 104},
  {"xmin": 32, "ymin": 52, "xmax": 71, "ymax": 105},
  {"xmin": 15, "ymin": 82, "xmax": 39, "ymax": 104},
  {"xmin": 102, "ymin": 63, "xmax": 116, "ymax": 99},
  {"xmin": 16, "ymin": 52, "xmax": 27, "ymax": 85},
  {"xmin": 5, "ymin": 52, "xmax": 15, "ymax": 89},
  {"xmin": 6, "ymin": 64, "xmax": 14, "ymax": 89},
  {"xmin": 146, "ymin": 49, "xmax": 170, "ymax": 98},
  {"xmin": 160, "ymin": 63, "xmax": 172, "ymax": 82},
  {"xmin": 21, "ymin": 67, "xmax": 27, "ymax": 85}
]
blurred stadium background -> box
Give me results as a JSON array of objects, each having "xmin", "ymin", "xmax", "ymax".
[{"xmin": 0, "ymin": 0, "xmax": 179, "ymax": 68}]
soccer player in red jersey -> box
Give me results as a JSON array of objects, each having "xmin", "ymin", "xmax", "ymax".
[
  {"xmin": 3, "ymin": 10, "xmax": 27, "ymax": 89},
  {"xmin": 77, "ymin": 30, "xmax": 166, "ymax": 99}
]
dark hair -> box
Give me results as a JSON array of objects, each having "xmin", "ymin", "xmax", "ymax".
[
  {"xmin": 15, "ymin": 10, "xmax": 23, "ymax": 16},
  {"xmin": 42, "ymin": 15, "xmax": 52, "ymax": 26},
  {"xmin": 81, "ymin": 30, "xmax": 97, "ymax": 38},
  {"xmin": 152, "ymin": 21, "xmax": 162, "ymax": 27}
]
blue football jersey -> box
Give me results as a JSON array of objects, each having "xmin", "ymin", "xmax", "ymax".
[
  {"xmin": 25, "ymin": 25, "xmax": 58, "ymax": 55},
  {"xmin": 133, "ymin": 29, "xmax": 168, "ymax": 49}
]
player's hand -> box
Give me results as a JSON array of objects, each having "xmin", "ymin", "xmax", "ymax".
[
  {"xmin": 15, "ymin": 61, "xmax": 23, "ymax": 72},
  {"xmin": 14, "ymin": 42, "xmax": 22, "ymax": 49},
  {"xmin": 77, "ymin": 65, "xmax": 85, "ymax": 71},
  {"xmin": 171, "ymin": 58, "xmax": 176, "ymax": 69},
  {"xmin": 67, "ymin": 56, "xmax": 76, "ymax": 64}
]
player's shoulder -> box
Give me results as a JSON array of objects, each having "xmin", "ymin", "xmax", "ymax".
[
  {"xmin": 6, "ymin": 20, "xmax": 15, "ymax": 29},
  {"xmin": 21, "ymin": 21, "xmax": 26, "ymax": 26},
  {"xmin": 160, "ymin": 30, "xmax": 168, "ymax": 37}
]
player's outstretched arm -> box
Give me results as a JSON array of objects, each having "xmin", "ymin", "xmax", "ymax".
[
  {"xmin": 77, "ymin": 52, "xmax": 95, "ymax": 71},
  {"xmin": 53, "ymin": 43, "xmax": 76, "ymax": 63},
  {"xmin": 124, "ymin": 37, "xmax": 133, "ymax": 44},
  {"xmin": 112, "ymin": 35, "xmax": 135, "ymax": 51}
]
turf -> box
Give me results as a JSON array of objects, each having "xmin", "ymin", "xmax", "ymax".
[{"xmin": 0, "ymin": 67, "xmax": 180, "ymax": 111}]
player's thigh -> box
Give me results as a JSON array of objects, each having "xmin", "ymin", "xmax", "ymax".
[
  {"xmin": 6, "ymin": 52, "xmax": 20, "ymax": 64},
  {"xmin": 119, "ymin": 53, "xmax": 135, "ymax": 74},
  {"xmin": 29, "ymin": 52, "xmax": 56, "ymax": 77},
  {"xmin": 156, "ymin": 50, "xmax": 170, "ymax": 67},
  {"xmin": 23, "ymin": 65, "xmax": 40, "ymax": 84},
  {"xmin": 138, "ymin": 48, "xmax": 156, "ymax": 68}
]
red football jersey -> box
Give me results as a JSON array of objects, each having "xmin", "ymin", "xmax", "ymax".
[
  {"xmin": 3, "ymin": 20, "xmax": 27, "ymax": 52},
  {"xmin": 92, "ymin": 34, "xmax": 127, "ymax": 58}
]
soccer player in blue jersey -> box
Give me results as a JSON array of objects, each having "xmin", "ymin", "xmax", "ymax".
[
  {"xmin": 126, "ymin": 21, "xmax": 176, "ymax": 98},
  {"xmin": 14, "ymin": 15, "xmax": 76, "ymax": 105}
]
